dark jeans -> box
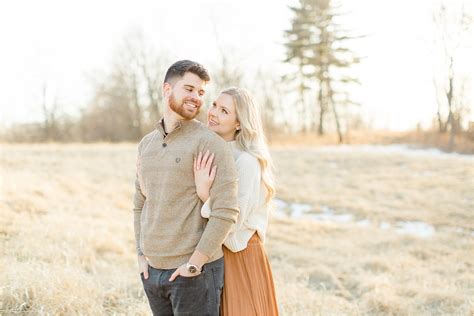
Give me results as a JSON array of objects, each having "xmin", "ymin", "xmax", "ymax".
[{"xmin": 141, "ymin": 257, "xmax": 224, "ymax": 316}]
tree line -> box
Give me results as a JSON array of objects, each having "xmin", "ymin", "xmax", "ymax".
[{"xmin": 2, "ymin": 0, "xmax": 472, "ymax": 146}]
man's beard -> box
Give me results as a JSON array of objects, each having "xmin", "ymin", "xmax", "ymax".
[{"xmin": 169, "ymin": 93, "xmax": 200, "ymax": 120}]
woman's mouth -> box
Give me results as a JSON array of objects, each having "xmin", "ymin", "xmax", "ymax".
[{"xmin": 208, "ymin": 119, "xmax": 218, "ymax": 126}]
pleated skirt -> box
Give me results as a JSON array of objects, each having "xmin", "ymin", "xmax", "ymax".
[{"xmin": 220, "ymin": 233, "xmax": 279, "ymax": 316}]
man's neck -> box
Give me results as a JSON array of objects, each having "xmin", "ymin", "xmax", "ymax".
[{"xmin": 163, "ymin": 111, "xmax": 182, "ymax": 134}]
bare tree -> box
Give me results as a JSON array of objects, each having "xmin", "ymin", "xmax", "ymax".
[
  {"xmin": 118, "ymin": 29, "xmax": 168, "ymax": 130},
  {"xmin": 40, "ymin": 82, "xmax": 60, "ymax": 141},
  {"xmin": 432, "ymin": 0, "xmax": 473, "ymax": 149},
  {"xmin": 82, "ymin": 30, "xmax": 169, "ymax": 141},
  {"xmin": 209, "ymin": 20, "xmax": 245, "ymax": 92}
]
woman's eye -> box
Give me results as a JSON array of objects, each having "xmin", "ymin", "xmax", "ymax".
[{"xmin": 222, "ymin": 109, "xmax": 228, "ymax": 114}]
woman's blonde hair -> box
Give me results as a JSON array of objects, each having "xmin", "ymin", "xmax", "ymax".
[{"xmin": 221, "ymin": 87, "xmax": 275, "ymax": 203}]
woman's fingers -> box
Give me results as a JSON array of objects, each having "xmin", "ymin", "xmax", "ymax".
[
  {"xmin": 196, "ymin": 152, "xmax": 202, "ymax": 170},
  {"xmin": 209, "ymin": 165, "xmax": 217, "ymax": 182},
  {"xmin": 205, "ymin": 153, "xmax": 215, "ymax": 173},
  {"xmin": 196, "ymin": 150, "xmax": 215, "ymax": 176},
  {"xmin": 201, "ymin": 150, "xmax": 210, "ymax": 169}
]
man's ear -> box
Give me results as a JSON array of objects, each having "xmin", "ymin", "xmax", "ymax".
[{"xmin": 163, "ymin": 82, "xmax": 172, "ymax": 99}]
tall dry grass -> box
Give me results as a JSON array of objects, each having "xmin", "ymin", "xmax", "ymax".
[{"xmin": 0, "ymin": 143, "xmax": 473, "ymax": 315}]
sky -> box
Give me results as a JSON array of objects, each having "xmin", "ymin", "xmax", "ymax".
[{"xmin": 0, "ymin": 0, "xmax": 472, "ymax": 130}]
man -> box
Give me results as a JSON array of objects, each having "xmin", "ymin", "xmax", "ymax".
[{"xmin": 133, "ymin": 60, "xmax": 239, "ymax": 315}]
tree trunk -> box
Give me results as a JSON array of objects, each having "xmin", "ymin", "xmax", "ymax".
[
  {"xmin": 131, "ymin": 74, "xmax": 143, "ymax": 139},
  {"xmin": 317, "ymin": 71, "xmax": 325, "ymax": 135},
  {"xmin": 442, "ymin": 58, "xmax": 455, "ymax": 134},
  {"xmin": 448, "ymin": 113, "xmax": 458, "ymax": 151},
  {"xmin": 328, "ymin": 81, "xmax": 343, "ymax": 143},
  {"xmin": 141, "ymin": 64, "xmax": 161, "ymax": 122}
]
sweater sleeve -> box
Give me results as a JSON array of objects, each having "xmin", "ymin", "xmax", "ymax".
[
  {"xmin": 195, "ymin": 137, "xmax": 239, "ymax": 258},
  {"xmin": 133, "ymin": 141, "xmax": 146, "ymax": 256}
]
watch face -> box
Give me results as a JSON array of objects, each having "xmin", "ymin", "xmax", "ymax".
[{"xmin": 188, "ymin": 266, "xmax": 197, "ymax": 273}]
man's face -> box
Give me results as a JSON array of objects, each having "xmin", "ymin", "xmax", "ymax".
[{"xmin": 166, "ymin": 72, "xmax": 207, "ymax": 120}]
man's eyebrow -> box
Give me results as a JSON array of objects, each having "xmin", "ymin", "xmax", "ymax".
[{"xmin": 184, "ymin": 84, "xmax": 205, "ymax": 94}]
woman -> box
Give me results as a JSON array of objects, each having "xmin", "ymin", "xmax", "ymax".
[{"xmin": 194, "ymin": 87, "xmax": 279, "ymax": 315}]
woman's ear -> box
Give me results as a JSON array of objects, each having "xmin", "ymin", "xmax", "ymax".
[{"xmin": 235, "ymin": 124, "xmax": 241, "ymax": 131}]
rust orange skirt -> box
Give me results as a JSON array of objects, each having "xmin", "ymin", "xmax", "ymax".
[{"xmin": 221, "ymin": 233, "xmax": 279, "ymax": 316}]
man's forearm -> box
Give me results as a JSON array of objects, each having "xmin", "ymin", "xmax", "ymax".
[
  {"xmin": 195, "ymin": 217, "xmax": 234, "ymax": 258},
  {"xmin": 133, "ymin": 210, "xmax": 144, "ymax": 255}
]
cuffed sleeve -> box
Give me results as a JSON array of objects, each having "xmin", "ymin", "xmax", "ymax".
[{"xmin": 195, "ymin": 137, "xmax": 239, "ymax": 258}]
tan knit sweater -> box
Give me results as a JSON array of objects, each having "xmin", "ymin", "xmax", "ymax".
[{"xmin": 133, "ymin": 118, "xmax": 239, "ymax": 269}]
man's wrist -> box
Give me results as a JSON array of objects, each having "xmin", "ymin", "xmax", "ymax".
[{"xmin": 186, "ymin": 262, "xmax": 202, "ymax": 274}]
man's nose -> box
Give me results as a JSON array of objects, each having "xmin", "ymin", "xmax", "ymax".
[{"xmin": 190, "ymin": 90, "xmax": 201, "ymax": 100}]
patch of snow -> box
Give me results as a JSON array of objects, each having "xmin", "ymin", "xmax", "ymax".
[
  {"xmin": 395, "ymin": 221, "xmax": 435, "ymax": 238},
  {"xmin": 380, "ymin": 222, "xmax": 391, "ymax": 230}
]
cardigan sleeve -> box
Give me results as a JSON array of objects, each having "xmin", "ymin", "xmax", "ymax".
[
  {"xmin": 200, "ymin": 153, "xmax": 260, "ymax": 234},
  {"xmin": 229, "ymin": 153, "xmax": 261, "ymax": 233},
  {"xmin": 201, "ymin": 198, "xmax": 211, "ymax": 218}
]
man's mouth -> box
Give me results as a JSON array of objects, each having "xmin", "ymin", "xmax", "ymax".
[{"xmin": 184, "ymin": 101, "xmax": 198, "ymax": 110}]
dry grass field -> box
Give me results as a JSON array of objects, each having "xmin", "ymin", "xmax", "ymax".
[{"xmin": 1, "ymin": 143, "xmax": 473, "ymax": 315}]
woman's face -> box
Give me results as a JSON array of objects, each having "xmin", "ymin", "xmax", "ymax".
[{"xmin": 207, "ymin": 93, "xmax": 240, "ymax": 141}]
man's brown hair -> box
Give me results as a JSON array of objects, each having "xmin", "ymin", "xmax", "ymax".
[{"xmin": 164, "ymin": 60, "xmax": 210, "ymax": 84}]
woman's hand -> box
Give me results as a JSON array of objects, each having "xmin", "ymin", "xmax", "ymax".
[{"xmin": 193, "ymin": 150, "xmax": 217, "ymax": 202}]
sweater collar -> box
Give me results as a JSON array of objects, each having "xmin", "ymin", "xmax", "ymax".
[{"xmin": 155, "ymin": 117, "xmax": 196, "ymax": 136}]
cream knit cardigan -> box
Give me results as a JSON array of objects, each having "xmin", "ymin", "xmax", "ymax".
[{"xmin": 201, "ymin": 141, "xmax": 270, "ymax": 252}]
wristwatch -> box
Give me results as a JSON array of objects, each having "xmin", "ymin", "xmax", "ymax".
[{"xmin": 186, "ymin": 262, "xmax": 202, "ymax": 274}]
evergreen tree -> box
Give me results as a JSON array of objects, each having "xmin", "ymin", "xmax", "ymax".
[{"xmin": 284, "ymin": 0, "xmax": 362, "ymax": 142}]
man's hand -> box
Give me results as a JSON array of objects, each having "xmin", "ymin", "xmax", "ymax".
[
  {"xmin": 169, "ymin": 263, "xmax": 201, "ymax": 282},
  {"xmin": 138, "ymin": 255, "xmax": 150, "ymax": 279},
  {"xmin": 193, "ymin": 150, "xmax": 217, "ymax": 202}
]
